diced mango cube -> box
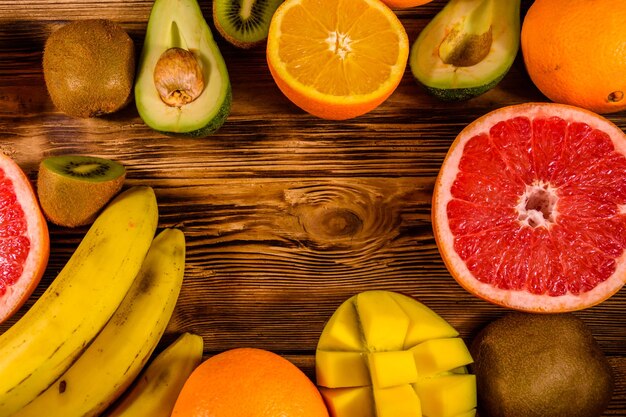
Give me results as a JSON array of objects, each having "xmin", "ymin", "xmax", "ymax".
[
  {"xmin": 320, "ymin": 386, "xmax": 375, "ymax": 417},
  {"xmin": 411, "ymin": 338, "xmax": 473, "ymax": 376},
  {"xmin": 373, "ymin": 385, "xmax": 422, "ymax": 417},
  {"xmin": 413, "ymin": 374, "xmax": 477, "ymax": 417},
  {"xmin": 317, "ymin": 297, "xmax": 363, "ymax": 351},
  {"xmin": 367, "ymin": 350, "xmax": 418, "ymax": 388},
  {"xmin": 356, "ymin": 291, "xmax": 410, "ymax": 351},
  {"xmin": 316, "ymin": 350, "xmax": 370, "ymax": 388},
  {"xmin": 392, "ymin": 293, "xmax": 459, "ymax": 348}
]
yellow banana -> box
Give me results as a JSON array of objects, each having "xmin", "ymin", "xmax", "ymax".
[
  {"xmin": 14, "ymin": 228, "xmax": 186, "ymax": 417},
  {"xmin": 106, "ymin": 332, "xmax": 204, "ymax": 417},
  {"xmin": 0, "ymin": 186, "xmax": 158, "ymax": 416}
]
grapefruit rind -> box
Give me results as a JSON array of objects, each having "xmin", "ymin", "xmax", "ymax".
[
  {"xmin": 432, "ymin": 102, "xmax": 626, "ymax": 312},
  {"xmin": 0, "ymin": 154, "xmax": 49, "ymax": 323}
]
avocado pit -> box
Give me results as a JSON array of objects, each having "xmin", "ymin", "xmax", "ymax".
[
  {"xmin": 439, "ymin": 26, "xmax": 493, "ymax": 67},
  {"xmin": 153, "ymin": 47, "xmax": 205, "ymax": 107}
]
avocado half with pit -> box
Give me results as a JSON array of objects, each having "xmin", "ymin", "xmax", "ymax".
[
  {"xmin": 135, "ymin": 0, "xmax": 231, "ymax": 137},
  {"xmin": 410, "ymin": 0, "xmax": 520, "ymax": 101}
]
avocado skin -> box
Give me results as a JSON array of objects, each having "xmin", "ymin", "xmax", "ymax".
[
  {"xmin": 422, "ymin": 71, "xmax": 506, "ymax": 102},
  {"xmin": 155, "ymin": 84, "xmax": 232, "ymax": 138},
  {"xmin": 470, "ymin": 312, "xmax": 614, "ymax": 417}
]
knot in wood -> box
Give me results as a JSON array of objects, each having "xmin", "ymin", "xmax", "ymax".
[{"xmin": 318, "ymin": 208, "xmax": 363, "ymax": 238}]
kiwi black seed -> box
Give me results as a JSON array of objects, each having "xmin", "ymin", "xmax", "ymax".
[
  {"xmin": 42, "ymin": 19, "xmax": 135, "ymax": 118},
  {"xmin": 37, "ymin": 155, "xmax": 126, "ymax": 228},
  {"xmin": 470, "ymin": 312, "xmax": 614, "ymax": 417},
  {"xmin": 213, "ymin": 0, "xmax": 284, "ymax": 48}
]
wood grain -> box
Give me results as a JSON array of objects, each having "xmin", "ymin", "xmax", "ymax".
[{"xmin": 0, "ymin": 0, "xmax": 625, "ymax": 415}]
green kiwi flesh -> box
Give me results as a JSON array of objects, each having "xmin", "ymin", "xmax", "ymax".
[
  {"xmin": 43, "ymin": 19, "xmax": 135, "ymax": 117},
  {"xmin": 37, "ymin": 156, "xmax": 126, "ymax": 228},
  {"xmin": 213, "ymin": 0, "xmax": 284, "ymax": 48},
  {"xmin": 470, "ymin": 313, "xmax": 614, "ymax": 417}
]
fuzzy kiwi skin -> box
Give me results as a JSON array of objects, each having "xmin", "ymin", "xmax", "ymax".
[
  {"xmin": 37, "ymin": 157, "xmax": 126, "ymax": 228},
  {"xmin": 43, "ymin": 19, "xmax": 135, "ymax": 118},
  {"xmin": 470, "ymin": 313, "xmax": 614, "ymax": 417}
]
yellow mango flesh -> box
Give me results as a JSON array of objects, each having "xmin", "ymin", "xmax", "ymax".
[
  {"xmin": 317, "ymin": 298, "xmax": 362, "ymax": 351},
  {"xmin": 316, "ymin": 290, "xmax": 476, "ymax": 417},
  {"xmin": 316, "ymin": 351, "xmax": 369, "ymax": 388},
  {"xmin": 356, "ymin": 291, "xmax": 410, "ymax": 351},
  {"xmin": 320, "ymin": 387, "xmax": 375, "ymax": 417},
  {"xmin": 410, "ymin": 338, "xmax": 473, "ymax": 376},
  {"xmin": 414, "ymin": 374, "xmax": 477, "ymax": 417},
  {"xmin": 374, "ymin": 385, "xmax": 422, "ymax": 417},
  {"xmin": 368, "ymin": 351, "xmax": 417, "ymax": 388}
]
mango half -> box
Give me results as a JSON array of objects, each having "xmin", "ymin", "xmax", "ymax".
[{"xmin": 316, "ymin": 291, "xmax": 476, "ymax": 417}]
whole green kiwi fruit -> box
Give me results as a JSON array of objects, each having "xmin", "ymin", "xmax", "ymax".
[
  {"xmin": 42, "ymin": 19, "xmax": 135, "ymax": 117},
  {"xmin": 470, "ymin": 313, "xmax": 614, "ymax": 417}
]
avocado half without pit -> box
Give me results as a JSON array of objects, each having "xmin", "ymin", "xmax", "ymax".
[
  {"xmin": 135, "ymin": 0, "xmax": 232, "ymax": 137},
  {"xmin": 410, "ymin": 0, "xmax": 520, "ymax": 101}
]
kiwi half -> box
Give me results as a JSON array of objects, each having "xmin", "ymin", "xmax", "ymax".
[
  {"xmin": 213, "ymin": 0, "xmax": 284, "ymax": 48},
  {"xmin": 37, "ymin": 155, "xmax": 126, "ymax": 228}
]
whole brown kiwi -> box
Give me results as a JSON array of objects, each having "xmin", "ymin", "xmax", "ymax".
[
  {"xmin": 43, "ymin": 19, "xmax": 135, "ymax": 117},
  {"xmin": 470, "ymin": 313, "xmax": 614, "ymax": 417}
]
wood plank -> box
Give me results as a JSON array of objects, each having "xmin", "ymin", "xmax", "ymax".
[{"xmin": 0, "ymin": 0, "xmax": 624, "ymax": 415}]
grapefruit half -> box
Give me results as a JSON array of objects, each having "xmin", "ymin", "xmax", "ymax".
[
  {"xmin": 0, "ymin": 153, "xmax": 49, "ymax": 323},
  {"xmin": 433, "ymin": 103, "xmax": 626, "ymax": 312}
]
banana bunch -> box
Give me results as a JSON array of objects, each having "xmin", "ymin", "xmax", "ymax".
[
  {"xmin": 107, "ymin": 332, "xmax": 204, "ymax": 417},
  {"xmin": 14, "ymin": 227, "xmax": 186, "ymax": 417},
  {"xmin": 0, "ymin": 186, "xmax": 159, "ymax": 416}
]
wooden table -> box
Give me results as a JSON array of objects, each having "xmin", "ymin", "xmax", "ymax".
[{"xmin": 1, "ymin": 0, "xmax": 624, "ymax": 415}]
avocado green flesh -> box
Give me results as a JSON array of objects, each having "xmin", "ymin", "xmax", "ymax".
[
  {"xmin": 156, "ymin": 85, "xmax": 232, "ymax": 138},
  {"xmin": 135, "ymin": 0, "xmax": 231, "ymax": 136},
  {"xmin": 410, "ymin": 0, "xmax": 520, "ymax": 101}
]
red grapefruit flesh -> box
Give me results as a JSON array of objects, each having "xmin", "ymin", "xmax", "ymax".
[
  {"xmin": 0, "ymin": 153, "xmax": 49, "ymax": 323},
  {"xmin": 433, "ymin": 103, "xmax": 626, "ymax": 312}
]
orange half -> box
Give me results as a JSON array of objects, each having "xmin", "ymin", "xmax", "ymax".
[{"xmin": 267, "ymin": 0, "xmax": 409, "ymax": 120}]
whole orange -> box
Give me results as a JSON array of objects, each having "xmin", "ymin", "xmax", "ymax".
[
  {"xmin": 171, "ymin": 348, "xmax": 329, "ymax": 417},
  {"xmin": 521, "ymin": 0, "xmax": 626, "ymax": 114}
]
